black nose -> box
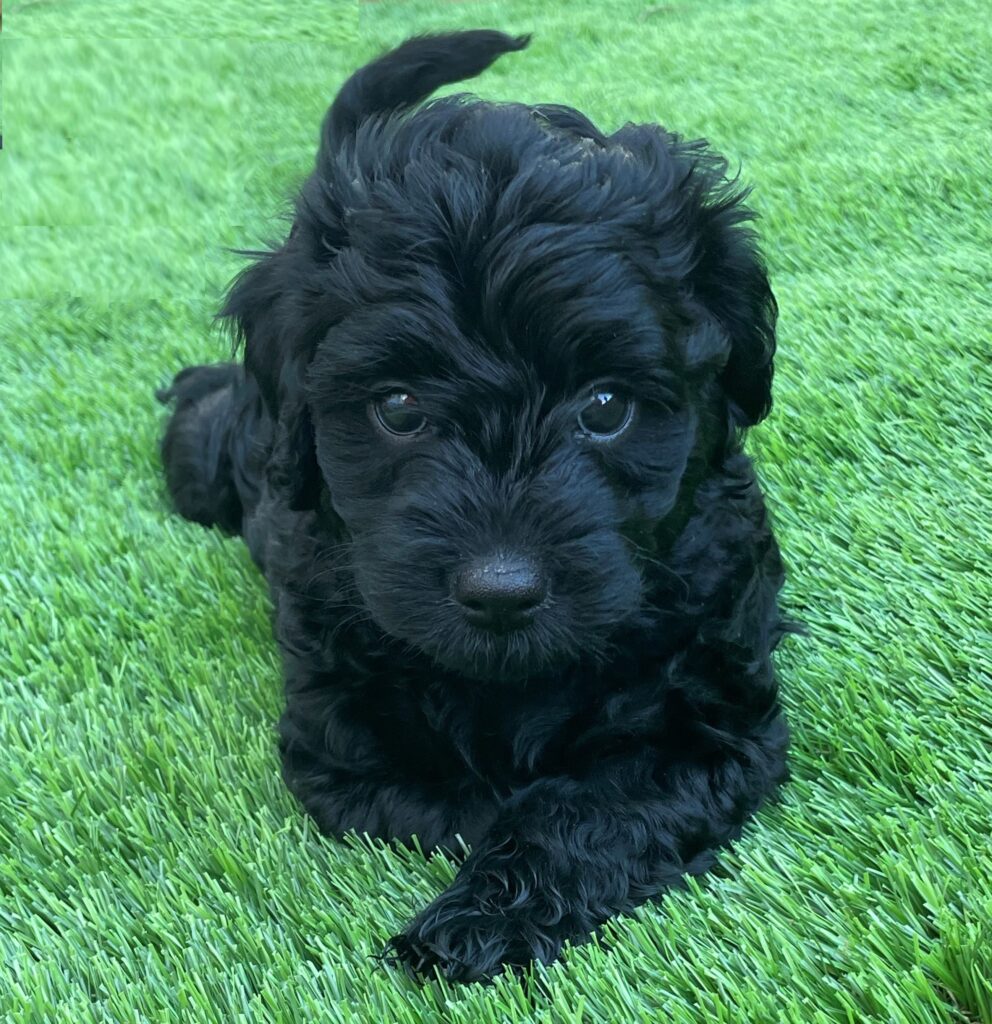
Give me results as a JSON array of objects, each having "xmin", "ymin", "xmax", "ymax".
[{"xmin": 453, "ymin": 556, "xmax": 547, "ymax": 632}]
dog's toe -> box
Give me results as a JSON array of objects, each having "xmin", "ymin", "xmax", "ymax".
[{"xmin": 382, "ymin": 931, "xmax": 492, "ymax": 984}]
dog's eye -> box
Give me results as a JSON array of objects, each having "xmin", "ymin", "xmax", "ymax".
[
  {"xmin": 372, "ymin": 392, "xmax": 428, "ymax": 437},
  {"xmin": 577, "ymin": 390, "xmax": 634, "ymax": 439}
]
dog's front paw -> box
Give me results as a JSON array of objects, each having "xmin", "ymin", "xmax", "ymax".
[{"xmin": 383, "ymin": 889, "xmax": 566, "ymax": 983}]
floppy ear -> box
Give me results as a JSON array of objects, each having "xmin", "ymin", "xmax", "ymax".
[
  {"xmin": 608, "ymin": 125, "xmax": 776, "ymax": 428},
  {"xmin": 692, "ymin": 194, "xmax": 778, "ymax": 428},
  {"xmin": 219, "ymin": 244, "xmax": 321, "ymax": 512}
]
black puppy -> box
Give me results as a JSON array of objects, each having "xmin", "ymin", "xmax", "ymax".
[{"xmin": 158, "ymin": 30, "xmax": 792, "ymax": 982}]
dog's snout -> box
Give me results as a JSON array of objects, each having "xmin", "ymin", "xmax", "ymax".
[{"xmin": 454, "ymin": 556, "xmax": 547, "ymax": 632}]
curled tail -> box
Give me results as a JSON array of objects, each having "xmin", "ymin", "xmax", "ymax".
[{"xmin": 319, "ymin": 30, "xmax": 529, "ymax": 171}]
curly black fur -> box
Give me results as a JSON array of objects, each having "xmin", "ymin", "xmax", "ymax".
[{"xmin": 158, "ymin": 30, "xmax": 793, "ymax": 983}]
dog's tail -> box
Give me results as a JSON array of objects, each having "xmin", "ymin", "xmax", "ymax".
[{"xmin": 319, "ymin": 30, "xmax": 529, "ymax": 165}]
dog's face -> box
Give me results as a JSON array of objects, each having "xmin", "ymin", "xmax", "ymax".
[
  {"xmin": 308, "ymin": 267, "xmax": 699, "ymax": 680},
  {"xmin": 226, "ymin": 100, "xmax": 776, "ymax": 681}
]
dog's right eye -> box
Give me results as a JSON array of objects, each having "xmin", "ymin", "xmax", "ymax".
[
  {"xmin": 371, "ymin": 392, "xmax": 428, "ymax": 437},
  {"xmin": 577, "ymin": 389, "xmax": 635, "ymax": 440}
]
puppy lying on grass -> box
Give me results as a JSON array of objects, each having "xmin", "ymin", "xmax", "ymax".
[{"xmin": 158, "ymin": 30, "xmax": 792, "ymax": 983}]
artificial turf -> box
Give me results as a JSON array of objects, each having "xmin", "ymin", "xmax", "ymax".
[{"xmin": 1, "ymin": 0, "xmax": 990, "ymax": 1020}]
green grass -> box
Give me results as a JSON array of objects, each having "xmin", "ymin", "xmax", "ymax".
[{"xmin": 1, "ymin": 0, "xmax": 990, "ymax": 1020}]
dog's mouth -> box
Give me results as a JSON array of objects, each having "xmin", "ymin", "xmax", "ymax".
[{"xmin": 421, "ymin": 620, "xmax": 586, "ymax": 682}]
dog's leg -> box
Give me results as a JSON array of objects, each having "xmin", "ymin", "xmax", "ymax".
[
  {"xmin": 157, "ymin": 363, "xmax": 269, "ymax": 534},
  {"xmin": 279, "ymin": 738, "xmax": 499, "ymax": 854},
  {"xmin": 386, "ymin": 714, "xmax": 788, "ymax": 982}
]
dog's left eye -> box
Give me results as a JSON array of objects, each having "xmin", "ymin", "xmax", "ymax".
[
  {"xmin": 577, "ymin": 390, "xmax": 635, "ymax": 439},
  {"xmin": 372, "ymin": 392, "xmax": 428, "ymax": 437}
]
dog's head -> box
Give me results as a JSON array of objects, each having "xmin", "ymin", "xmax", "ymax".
[{"xmin": 222, "ymin": 32, "xmax": 776, "ymax": 681}]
